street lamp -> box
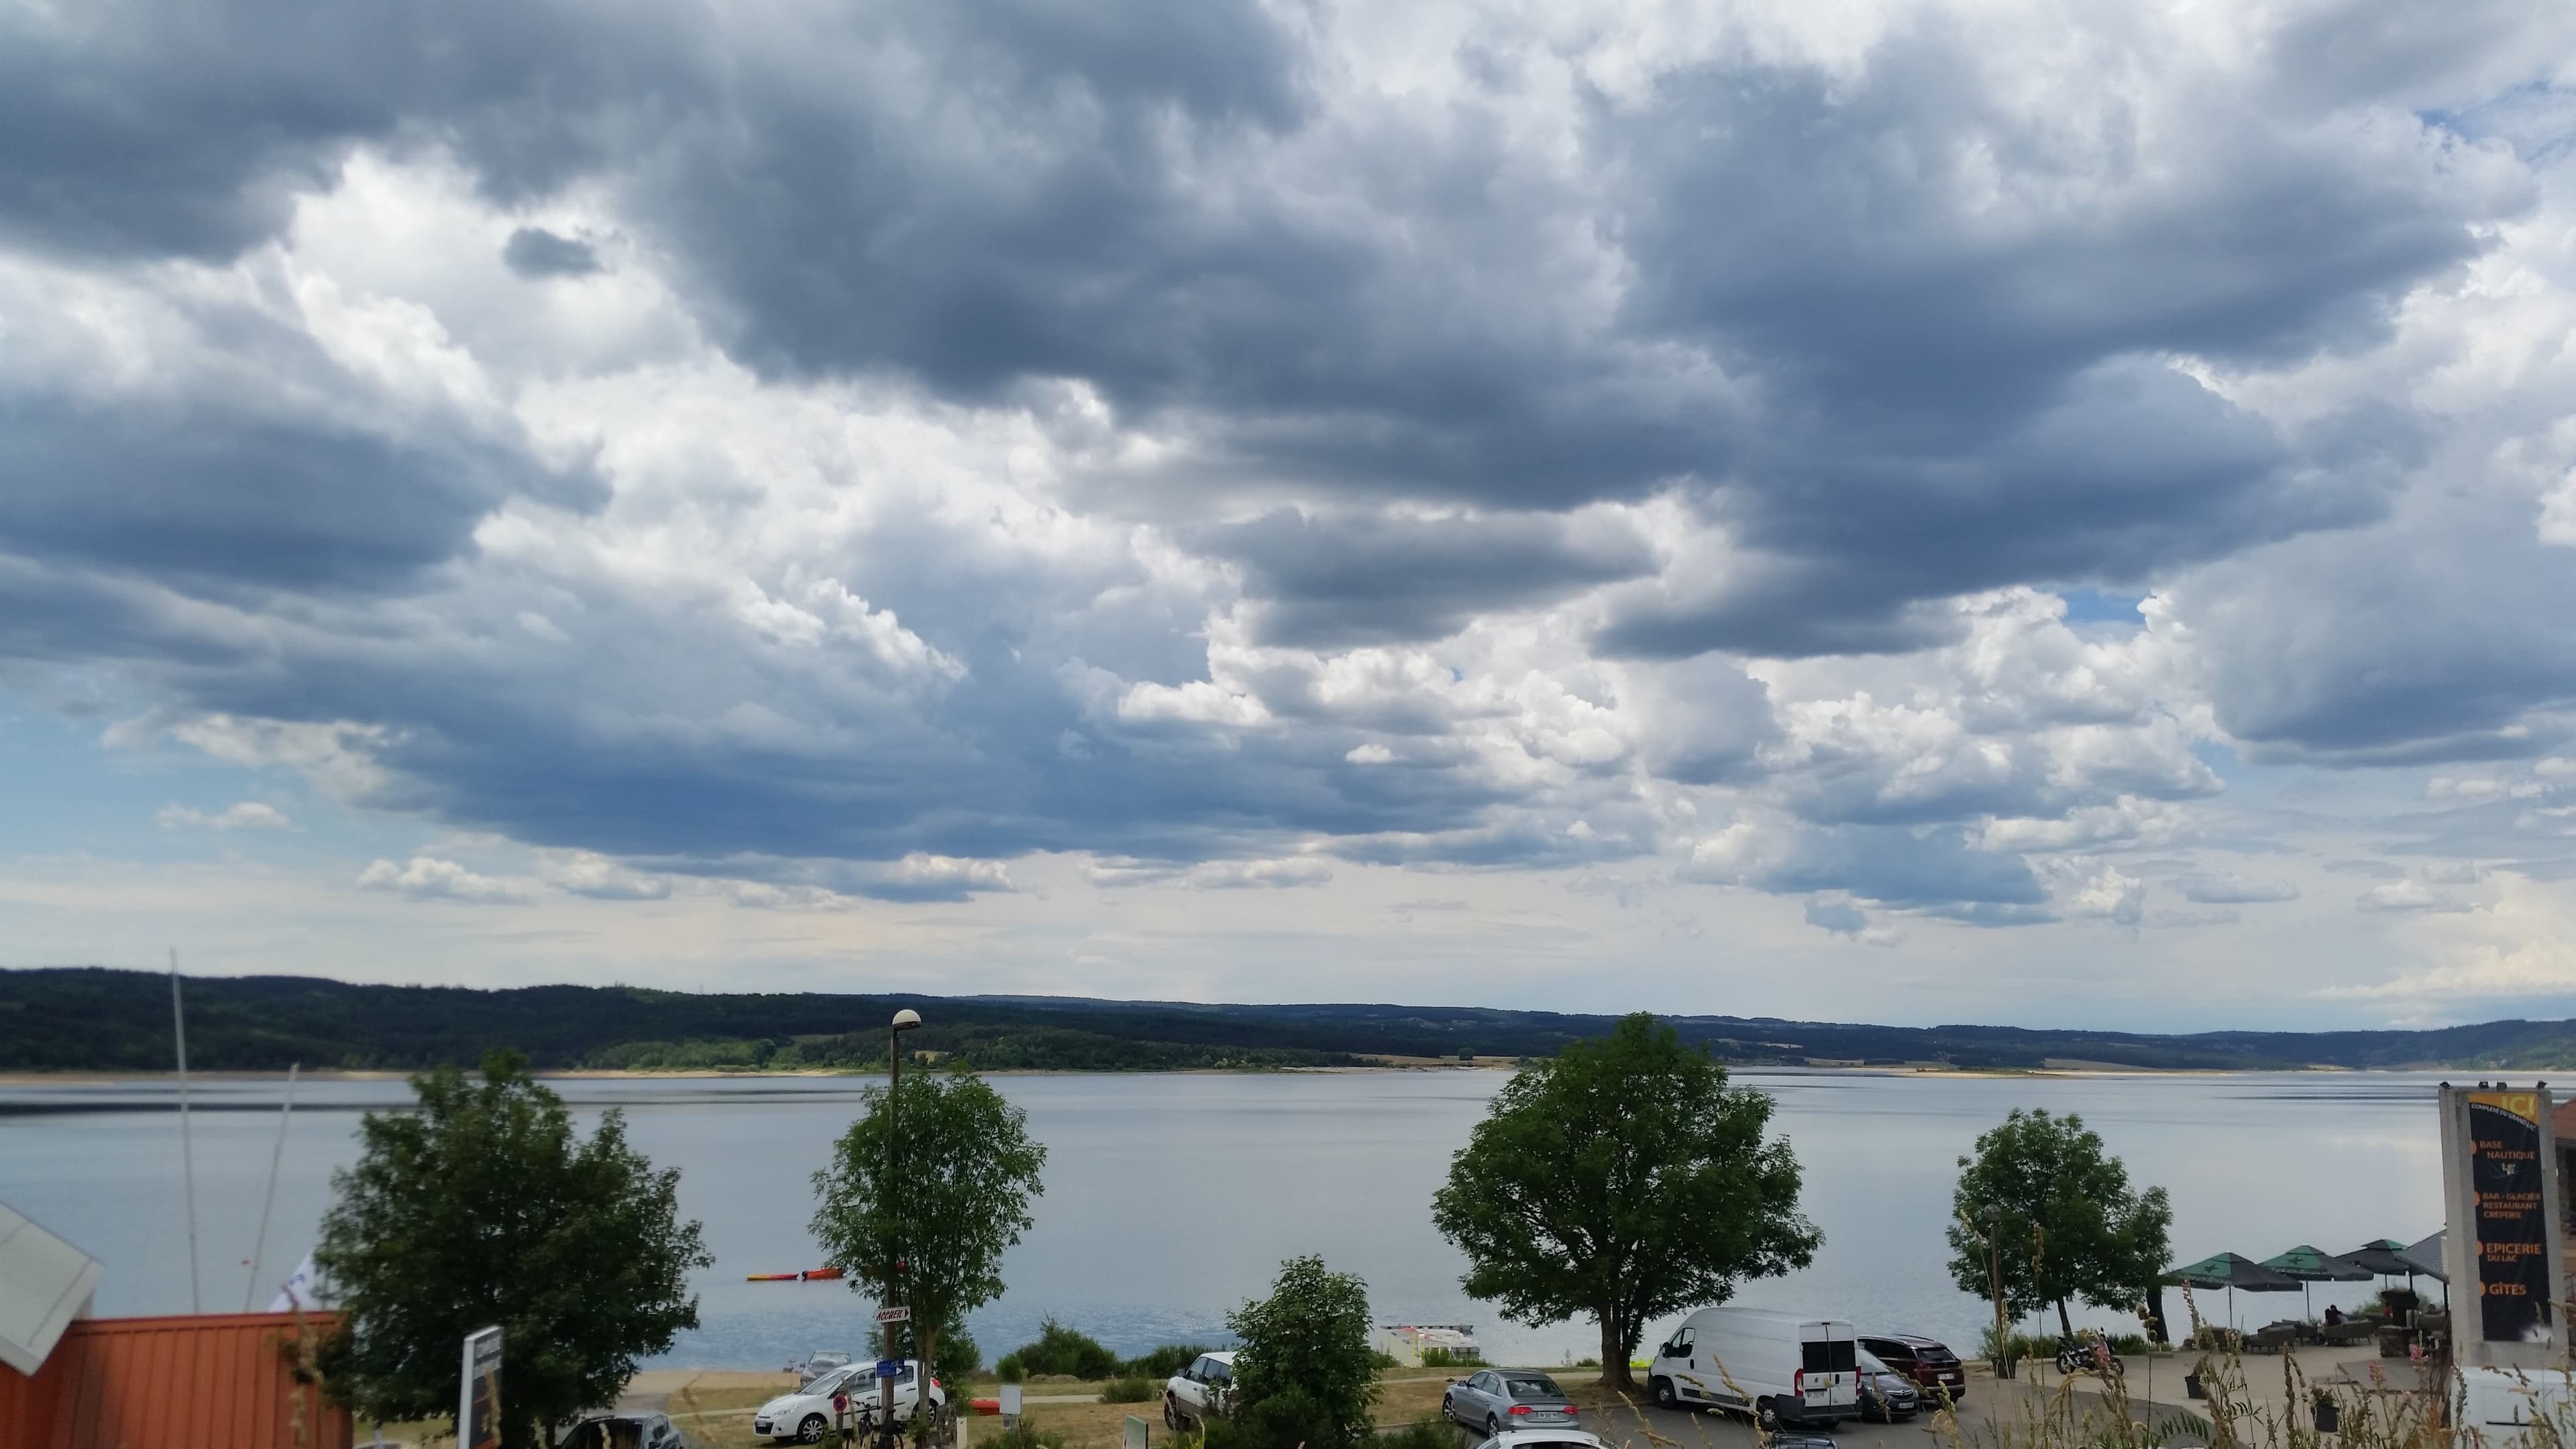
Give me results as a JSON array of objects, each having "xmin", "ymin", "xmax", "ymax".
[
  {"xmin": 1980, "ymin": 1205, "xmax": 2012, "ymax": 1381},
  {"xmin": 883, "ymin": 1008, "xmax": 923, "ymax": 1444}
]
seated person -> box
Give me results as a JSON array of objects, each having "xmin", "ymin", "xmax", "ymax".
[{"xmin": 2324, "ymin": 1305, "xmax": 2346, "ymax": 1327}]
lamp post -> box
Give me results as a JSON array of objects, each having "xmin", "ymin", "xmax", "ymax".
[
  {"xmin": 883, "ymin": 1008, "xmax": 923, "ymax": 1447},
  {"xmin": 1982, "ymin": 1205, "xmax": 2013, "ymax": 1381}
]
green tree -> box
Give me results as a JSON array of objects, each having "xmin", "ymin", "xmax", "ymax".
[
  {"xmin": 316, "ymin": 1053, "xmax": 710, "ymax": 1448},
  {"xmin": 1432, "ymin": 1013, "xmax": 1818, "ymax": 1388},
  {"xmin": 1944, "ymin": 1108, "xmax": 2174, "ymax": 1336},
  {"xmin": 811, "ymin": 1072, "xmax": 1047, "ymax": 1386},
  {"xmin": 1220, "ymin": 1256, "xmax": 1380, "ymax": 1449}
]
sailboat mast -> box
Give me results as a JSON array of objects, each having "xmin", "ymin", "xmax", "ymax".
[
  {"xmin": 170, "ymin": 949, "xmax": 202, "ymax": 1315},
  {"xmin": 245, "ymin": 1062, "xmax": 299, "ymax": 1311}
]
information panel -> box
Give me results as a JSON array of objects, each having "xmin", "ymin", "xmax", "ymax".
[
  {"xmin": 2468, "ymin": 1091, "xmax": 2552, "ymax": 1342},
  {"xmin": 460, "ymin": 1325, "xmax": 504, "ymax": 1449}
]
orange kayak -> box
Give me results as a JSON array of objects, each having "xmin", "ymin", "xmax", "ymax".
[{"xmin": 746, "ymin": 1268, "xmax": 847, "ymax": 1282}]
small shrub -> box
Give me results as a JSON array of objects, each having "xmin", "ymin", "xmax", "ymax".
[
  {"xmin": 1212, "ymin": 1388, "xmax": 1339, "ymax": 1449},
  {"xmin": 1009, "ymin": 1318, "xmax": 1120, "ymax": 1379},
  {"xmin": 1370, "ymin": 1350, "xmax": 1401, "ymax": 1371},
  {"xmin": 1419, "ymin": 1347, "xmax": 1483, "ymax": 1369},
  {"xmin": 1123, "ymin": 1344, "xmax": 1217, "ymax": 1380},
  {"xmin": 1368, "ymin": 1422, "xmax": 1451, "ymax": 1449},
  {"xmin": 982, "ymin": 1418, "xmax": 1069, "ymax": 1449},
  {"xmin": 996, "ymin": 1354, "xmax": 1026, "ymax": 1384},
  {"xmin": 1103, "ymin": 1377, "xmax": 1157, "ymax": 1403},
  {"xmin": 938, "ymin": 1332, "xmax": 983, "ymax": 1384}
]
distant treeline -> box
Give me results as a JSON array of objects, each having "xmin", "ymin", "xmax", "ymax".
[{"xmin": 7, "ymin": 966, "xmax": 2576, "ymax": 1073}]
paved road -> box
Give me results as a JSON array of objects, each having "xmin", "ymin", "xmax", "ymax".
[{"xmin": 1560, "ymin": 1384, "xmax": 2010, "ymax": 1449}]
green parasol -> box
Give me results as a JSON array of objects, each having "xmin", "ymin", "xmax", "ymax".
[
  {"xmin": 2342, "ymin": 1240, "xmax": 2416, "ymax": 1277},
  {"xmin": 2263, "ymin": 1244, "xmax": 2373, "ymax": 1319},
  {"xmin": 2165, "ymin": 1252, "xmax": 2301, "ymax": 1329}
]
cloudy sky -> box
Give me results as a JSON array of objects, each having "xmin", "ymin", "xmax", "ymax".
[{"xmin": 4, "ymin": 0, "xmax": 2575, "ymax": 1029}]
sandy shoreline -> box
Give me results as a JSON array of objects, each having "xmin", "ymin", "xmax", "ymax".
[{"xmin": 0, "ymin": 1061, "xmax": 2341, "ymax": 1087}]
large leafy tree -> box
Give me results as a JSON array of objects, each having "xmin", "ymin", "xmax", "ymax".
[
  {"xmin": 810, "ymin": 1071, "xmax": 1046, "ymax": 1385},
  {"xmin": 317, "ymin": 1053, "xmax": 710, "ymax": 1448},
  {"xmin": 1432, "ymin": 1013, "xmax": 1819, "ymax": 1387},
  {"xmin": 1222, "ymin": 1256, "xmax": 1380, "ymax": 1449},
  {"xmin": 1944, "ymin": 1108, "xmax": 2173, "ymax": 1336}
]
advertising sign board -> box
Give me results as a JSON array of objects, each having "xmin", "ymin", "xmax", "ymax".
[
  {"xmin": 460, "ymin": 1326, "xmax": 504, "ymax": 1449},
  {"xmin": 2468, "ymin": 1091, "xmax": 2553, "ymax": 1342},
  {"xmin": 2441, "ymin": 1083, "xmax": 2571, "ymax": 1367}
]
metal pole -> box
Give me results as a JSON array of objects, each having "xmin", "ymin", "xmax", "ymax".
[
  {"xmin": 1988, "ymin": 1228, "xmax": 2006, "ymax": 1373},
  {"xmin": 170, "ymin": 949, "xmax": 202, "ymax": 1316},
  {"xmin": 245, "ymin": 1063, "xmax": 300, "ymax": 1311},
  {"xmin": 883, "ymin": 1023, "xmax": 902, "ymax": 1446}
]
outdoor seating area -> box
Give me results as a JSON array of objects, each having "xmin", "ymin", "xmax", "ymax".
[{"xmin": 2161, "ymin": 1235, "xmax": 2449, "ymax": 1350}]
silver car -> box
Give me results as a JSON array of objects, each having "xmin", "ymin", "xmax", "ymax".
[
  {"xmin": 1443, "ymin": 1370, "xmax": 1582, "ymax": 1436},
  {"xmin": 790, "ymin": 1352, "xmax": 854, "ymax": 1389}
]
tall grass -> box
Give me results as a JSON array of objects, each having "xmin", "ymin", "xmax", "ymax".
[{"xmin": 1611, "ymin": 1290, "xmax": 2576, "ymax": 1449}]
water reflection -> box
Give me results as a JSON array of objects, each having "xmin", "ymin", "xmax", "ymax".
[{"xmin": 0, "ymin": 1069, "xmax": 2454, "ymax": 1366}]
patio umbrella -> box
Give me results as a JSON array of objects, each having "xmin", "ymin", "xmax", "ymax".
[
  {"xmin": 2342, "ymin": 1240, "xmax": 2416, "ymax": 1278},
  {"xmin": 2400, "ymin": 1230, "xmax": 2449, "ymax": 1305},
  {"xmin": 2264, "ymin": 1244, "xmax": 2374, "ymax": 1320},
  {"xmin": 2166, "ymin": 1252, "xmax": 2303, "ymax": 1329}
]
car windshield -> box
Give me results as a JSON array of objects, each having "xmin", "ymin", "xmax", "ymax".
[{"xmin": 1505, "ymin": 1376, "xmax": 1562, "ymax": 1399}]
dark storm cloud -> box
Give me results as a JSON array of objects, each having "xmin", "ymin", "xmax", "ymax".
[
  {"xmin": 4, "ymin": 0, "xmax": 2565, "ymax": 922},
  {"xmin": 1197, "ymin": 508, "xmax": 1656, "ymax": 647},
  {"xmin": 11, "ymin": 0, "xmax": 2513, "ymax": 627},
  {"xmin": 0, "ymin": 398, "xmax": 597, "ymax": 594},
  {"xmin": 1690, "ymin": 822, "xmax": 2059, "ymax": 924},
  {"xmin": 2176, "ymin": 497, "xmax": 2576, "ymax": 763},
  {"xmin": 0, "ymin": 0, "xmax": 696, "ymax": 261},
  {"xmin": 502, "ymin": 226, "xmax": 600, "ymax": 278},
  {"xmin": 1754, "ymin": 826, "xmax": 2051, "ymax": 916}
]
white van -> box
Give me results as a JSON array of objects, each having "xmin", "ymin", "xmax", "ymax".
[
  {"xmin": 2457, "ymin": 1366, "xmax": 2576, "ymax": 1445},
  {"xmin": 1647, "ymin": 1308, "xmax": 1860, "ymax": 1430}
]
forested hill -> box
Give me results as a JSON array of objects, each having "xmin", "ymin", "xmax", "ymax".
[{"xmin": 6, "ymin": 966, "xmax": 2576, "ymax": 1073}]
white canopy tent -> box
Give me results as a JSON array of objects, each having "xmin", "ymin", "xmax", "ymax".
[{"xmin": 0, "ymin": 1201, "xmax": 102, "ymax": 1378}]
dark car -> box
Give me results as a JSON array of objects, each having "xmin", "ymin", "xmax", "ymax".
[
  {"xmin": 1855, "ymin": 1348, "xmax": 1919, "ymax": 1423},
  {"xmin": 1858, "ymin": 1334, "xmax": 1966, "ymax": 1405}
]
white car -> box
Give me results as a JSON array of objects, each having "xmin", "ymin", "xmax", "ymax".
[
  {"xmin": 1164, "ymin": 1350, "xmax": 1237, "ymax": 1430},
  {"xmin": 754, "ymin": 1359, "xmax": 945, "ymax": 1445},
  {"xmin": 1466, "ymin": 1429, "xmax": 1607, "ymax": 1449}
]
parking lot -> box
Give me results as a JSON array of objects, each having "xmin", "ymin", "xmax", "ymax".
[{"xmin": 1570, "ymin": 1385, "xmax": 2002, "ymax": 1449}]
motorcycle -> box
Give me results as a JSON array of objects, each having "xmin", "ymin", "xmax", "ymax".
[{"xmin": 2054, "ymin": 1332, "xmax": 2124, "ymax": 1378}]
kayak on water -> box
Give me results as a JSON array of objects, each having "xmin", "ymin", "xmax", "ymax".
[{"xmin": 746, "ymin": 1267, "xmax": 847, "ymax": 1281}]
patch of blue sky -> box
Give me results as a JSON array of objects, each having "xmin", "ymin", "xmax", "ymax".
[
  {"xmin": 2190, "ymin": 741, "xmax": 2245, "ymax": 786},
  {"xmin": 0, "ymin": 709, "xmax": 371, "ymax": 869},
  {"xmin": 2057, "ymin": 587, "xmax": 2146, "ymax": 625}
]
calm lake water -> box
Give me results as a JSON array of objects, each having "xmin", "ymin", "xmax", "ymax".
[{"xmin": 0, "ymin": 1069, "xmax": 2453, "ymax": 1369}]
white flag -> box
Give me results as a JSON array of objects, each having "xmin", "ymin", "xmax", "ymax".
[{"xmin": 268, "ymin": 1252, "xmax": 325, "ymax": 1313}]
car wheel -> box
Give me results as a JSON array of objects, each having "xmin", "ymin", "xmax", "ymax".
[
  {"xmin": 1166, "ymin": 1397, "xmax": 1181, "ymax": 1431},
  {"xmin": 1755, "ymin": 1399, "xmax": 1782, "ymax": 1432},
  {"xmin": 1440, "ymin": 1395, "xmax": 1453, "ymax": 1424},
  {"xmin": 1650, "ymin": 1378, "xmax": 1677, "ymax": 1410},
  {"xmin": 796, "ymin": 1415, "xmax": 828, "ymax": 1445},
  {"xmin": 1487, "ymin": 1417, "xmax": 1501, "ymax": 1437}
]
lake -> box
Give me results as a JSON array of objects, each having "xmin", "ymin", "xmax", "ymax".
[{"xmin": 0, "ymin": 1068, "xmax": 2453, "ymax": 1370}]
